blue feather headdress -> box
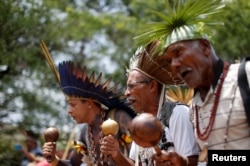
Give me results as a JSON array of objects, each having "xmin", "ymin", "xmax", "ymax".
[
  {"xmin": 59, "ymin": 61, "xmax": 125, "ymax": 109},
  {"xmin": 40, "ymin": 41, "xmax": 135, "ymax": 117}
]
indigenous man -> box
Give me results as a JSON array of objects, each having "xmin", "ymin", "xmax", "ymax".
[
  {"xmin": 134, "ymin": 0, "xmax": 250, "ymax": 165},
  {"xmin": 101, "ymin": 41, "xmax": 199, "ymax": 166}
]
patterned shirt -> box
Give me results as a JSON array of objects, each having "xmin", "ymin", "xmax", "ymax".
[{"xmin": 191, "ymin": 62, "xmax": 250, "ymax": 150}]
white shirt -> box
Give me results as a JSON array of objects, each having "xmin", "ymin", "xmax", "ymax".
[{"xmin": 129, "ymin": 104, "xmax": 199, "ymax": 164}]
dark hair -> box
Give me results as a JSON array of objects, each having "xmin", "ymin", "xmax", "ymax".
[{"xmin": 157, "ymin": 81, "xmax": 163, "ymax": 94}]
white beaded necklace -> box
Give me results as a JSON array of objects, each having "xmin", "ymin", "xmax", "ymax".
[{"xmin": 85, "ymin": 110, "xmax": 106, "ymax": 165}]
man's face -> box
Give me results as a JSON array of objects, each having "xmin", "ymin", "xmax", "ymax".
[
  {"xmin": 125, "ymin": 70, "xmax": 152, "ymax": 113},
  {"xmin": 164, "ymin": 39, "xmax": 209, "ymax": 88}
]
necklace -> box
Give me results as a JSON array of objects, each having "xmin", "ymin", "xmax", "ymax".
[
  {"xmin": 195, "ymin": 62, "xmax": 229, "ymax": 141},
  {"xmin": 196, "ymin": 62, "xmax": 229, "ymax": 162},
  {"xmin": 87, "ymin": 110, "xmax": 106, "ymax": 165}
]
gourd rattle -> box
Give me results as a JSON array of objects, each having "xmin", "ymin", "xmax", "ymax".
[{"xmin": 128, "ymin": 113, "xmax": 163, "ymax": 155}]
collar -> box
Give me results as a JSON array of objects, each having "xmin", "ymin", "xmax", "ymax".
[
  {"xmin": 212, "ymin": 59, "xmax": 224, "ymax": 90},
  {"xmin": 194, "ymin": 59, "xmax": 224, "ymax": 94}
]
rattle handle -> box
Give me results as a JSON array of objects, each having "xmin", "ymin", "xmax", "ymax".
[{"xmin": 154, "ymin": 146, "xmax": 162, "ymax": 155}]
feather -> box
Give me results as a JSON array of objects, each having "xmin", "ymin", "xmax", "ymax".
[
  {"xmin": 40, "ymin": 41, "xmax": 60, "ymax": 84},
  {"xmin": 58, "ymin": 61, "xmax": 136, "ymax": 117},
  {"xmin": 40, "ymin": 41, "xmax": 135, "ymax": 117},
  {"xmin": 166, "ymin": 86, "xmax": 194, "ymax": 106},
  {"xmin": 127, "ymin": 40, "xmax": 183, "ymax": 85}
]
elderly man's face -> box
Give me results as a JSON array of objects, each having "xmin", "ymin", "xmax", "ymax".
[
  {"xmin": 124, "ymin": 70, "xmax": 152, "ymax": 113},
  {"xmin": 164, "ymin": 39, "xmax": 210, "ymax": 88}
]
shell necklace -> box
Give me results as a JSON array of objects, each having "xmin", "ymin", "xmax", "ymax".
[{"xmin": 86, "ymin": 110, "xmax": 106, "ymax": 165}]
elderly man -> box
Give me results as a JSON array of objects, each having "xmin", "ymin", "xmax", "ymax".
[
  {"xmin": 134, "ymin": 0, "xmax": 250, "ymax": 165},
  {"xmin": 101, "ymin": 41, "xmax": 199, "ymax": 166}
]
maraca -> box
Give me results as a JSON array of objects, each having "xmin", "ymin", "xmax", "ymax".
[
  {"xmin": 101, "ymin": 118, "xmax": 119, "ymax": 136},
  {"xmin": 128, "ymin": 113, "xmax": 163, "ymax": 155},
  {"xmin": 44, "ymin": 127, "xmax": 59, "ymax": 162},
  {"xmin": 101, "ymin": 118, "xmax": 119, "ymax": 163}
]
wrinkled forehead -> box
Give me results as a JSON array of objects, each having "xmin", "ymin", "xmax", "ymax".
[
  {"xmin": 166, "ymin": 40, "xmax": 186, "ymax": 52},
  {"xmin": 164, "ymin": 39, "xmax": 201, "ymax": 58},
  {"xmin": 167, "ymin": 39, "xmax": 200, "ymax": 50},
  {"xmin": 127, "ymin": 70, "xmax": 149, "ymax": 83}
]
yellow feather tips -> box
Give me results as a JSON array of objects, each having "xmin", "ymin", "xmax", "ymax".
[
  {"xmin": 40, "ymin": 40, "xmax": 60, "ymax": 84},
  {"xmin": 71, "ymin": 140, "xmax": 88, "ymax": 155},
  {"xmin": 121, "ymin": 133, "xmax": 133, "ymax": 144},
  {"xmin": 166, "ymin": 86, "xmax": 194, "ymax": 106}
]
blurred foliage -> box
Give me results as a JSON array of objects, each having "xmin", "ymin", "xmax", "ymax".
[
  {"xmin": 0, "ymin": 0, "xmax": 250, "ymax": 164},
  {"xmin": 0, "ymin": 124, "xmax": 23, "ymax": 165},
  {"xmin": 213, "ymin": 0, "xmax": 250, "ymax": 61}
]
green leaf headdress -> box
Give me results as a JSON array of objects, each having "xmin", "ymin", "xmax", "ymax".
[{"xmin": 134, "ymin": 0, "xmax": 225, "ymax": 48}]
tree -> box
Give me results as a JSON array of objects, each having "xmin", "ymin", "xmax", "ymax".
[
  {"xmin": 1, "ymin": 0, "xmax": 250, "ymax": 164},
  {"xmin": 213, "ymin": 0, "xmax": 250, "ymax": 61},
  {"xmin": 0, "ymin": 0, "xmax": 161, "ymax": 164},
  {"xmin": 0, "ymin": 0, "xmax": 71, "ymax": 130},
  {"xmin": 0, "ymin": 0, "xmax": 165, "ymax": 131}
]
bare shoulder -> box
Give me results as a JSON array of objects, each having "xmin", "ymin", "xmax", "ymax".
[
  {"xmin": 113, "ymin": 109, "xmax": 134, "ymax": 133},
  {"xmin": 115, "ymin": 108, "xmax": 134, "ymax": 121},
  {"xmin": 110, "ymin": 109, "xmax": 135, "ymax": 155}
]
